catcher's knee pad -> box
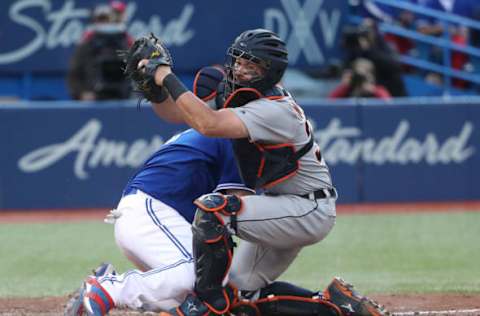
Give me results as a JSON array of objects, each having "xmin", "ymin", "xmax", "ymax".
[
  {"xmin": 235, "ymin": 281, "xmax": 342, "ymax": 316},
  {"xmin": 192, "ymin": 193, "xmax": 242, "ymax": 314}
]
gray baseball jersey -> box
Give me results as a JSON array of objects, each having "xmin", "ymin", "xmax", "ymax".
[
  {"xmin": 231, "ymin": 95, "xmax": 333, "ymax": 195},
  {"xmin": 222, "ymin": 95, "xmax": 337, "ymax": 291}
]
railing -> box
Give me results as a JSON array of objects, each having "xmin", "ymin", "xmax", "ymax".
[{"xmin": 350, "ymin": 0, "xmax": 480, "ymax": 94}]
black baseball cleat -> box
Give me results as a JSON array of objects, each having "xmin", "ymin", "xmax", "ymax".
[
  {"xmin": 159, "ymin": 285, "xmax": 237, "ymax": 316},
  {"xmin": 159, "ymin": 294, "xmax": 219, "ymax": 316},
  {"xmin": 323, "ymin": 277, "xmax": 389, "ymax": 316}
]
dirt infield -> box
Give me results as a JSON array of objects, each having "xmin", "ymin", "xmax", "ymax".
[{"xmin": 1, "ymin": 294, "xmax": 480, "ymax": 315}]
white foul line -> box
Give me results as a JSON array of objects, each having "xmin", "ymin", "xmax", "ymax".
[{"xmin": 392, "ymin": 308, "xmax": 480, "ymax": 316}]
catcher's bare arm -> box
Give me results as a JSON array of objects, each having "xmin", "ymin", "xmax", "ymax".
[
  {"xmin": 168, "ymin": 87, "xmax": 248, "ymax": 138},
  {"xmin": 150, "ymin": 97, "xmax": 185, "ymax": 124},
  {"xmin": 143, "ymin": 63, "xmax": 248, "ymax": 139}
]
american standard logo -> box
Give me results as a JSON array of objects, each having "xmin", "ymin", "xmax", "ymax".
[
  {"xmin": 17, "ymin": 118, "xmax": 476, "ymax": 180},
  {"xmin": 0, "ymin": 0, "xmax": 194, "ymax": 64},
  {"xmin": 18, "ymin": 119, "xmax": 164, "ymax": 179},
  {"xmin": 315, "ymin": 118, "xmax": 475, "ymax": 165}
]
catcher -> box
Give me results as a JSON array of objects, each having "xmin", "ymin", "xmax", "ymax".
[{"xmin": 71, "ymin": 33, "xmax": 388, "ymax": 316}]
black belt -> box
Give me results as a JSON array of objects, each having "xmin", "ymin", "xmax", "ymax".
[{"xmin": 300, "ymin": 188, "xmax": 336, "ymax": 200}]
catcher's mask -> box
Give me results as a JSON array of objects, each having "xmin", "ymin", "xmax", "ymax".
[{"xmin": 224, "ymin": 29, "xmax": 288, "ymax": 98}]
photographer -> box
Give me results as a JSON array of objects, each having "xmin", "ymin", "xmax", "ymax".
[
  {"xmin": 341, "ymin": 19, "xmax": 407, "ymax": 97},
  {"xmin": 67, "ymin": 4, "xmax": 132, "ymax": 100},
  {"xmin": 329, "ymin": 58, "xmax": 391, "ymax": 99}
]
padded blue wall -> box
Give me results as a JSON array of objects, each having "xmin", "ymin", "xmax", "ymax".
[{"xmin": 1, "ymin": 98, "xmax": 478, "ymax": 209}]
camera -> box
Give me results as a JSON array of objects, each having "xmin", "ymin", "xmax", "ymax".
[
  {"xmin": 90, "ymin": 31, "xmax": 131, "ymax": 100},
  {"xmin": 347, "ymin": 58, "xmax": 377, "ymax": 98},
  {"xmin": 350, "ymin": 70, "xmax": 369, "ymax": 89}
]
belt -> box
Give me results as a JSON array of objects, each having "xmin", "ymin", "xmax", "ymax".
[
  {"xmin": 122, "ymin": 187, "xmax": 138, "ymax": 197},
  {"xmin": 300, "ymin": 188, "xmax": 336, "ymax": 200}
]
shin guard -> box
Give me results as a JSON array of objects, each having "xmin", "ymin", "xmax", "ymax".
[{"xmin": 192, "ymin": 193, "xmax": 242, "ymax": 314}]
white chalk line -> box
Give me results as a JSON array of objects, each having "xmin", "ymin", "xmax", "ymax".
[
  {"xmin": 392, "ymin": 308, "xmax": 480, "ymax": 316},
  {"xmin": 109, "ymin": 309, "xmax": 480, "ymax": 316}
]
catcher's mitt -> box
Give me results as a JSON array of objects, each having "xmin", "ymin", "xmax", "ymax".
[{"xmin": 120, "ymin": 33, "xmax": 173, "ymax": 103}]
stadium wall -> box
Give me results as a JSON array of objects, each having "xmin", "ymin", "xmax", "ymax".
[{"xmin": 1, "ymin": 98, "xmax": 478, "ymax": 210}]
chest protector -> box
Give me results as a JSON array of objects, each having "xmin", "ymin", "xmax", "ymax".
[{"xmin": 217, "ymin": 85, "xmax": 314, "ymax": 190}]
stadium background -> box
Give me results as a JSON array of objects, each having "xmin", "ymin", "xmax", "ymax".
[{"xmin": 0, "ymin": 0, "xmax": 479, "ymax": 314}]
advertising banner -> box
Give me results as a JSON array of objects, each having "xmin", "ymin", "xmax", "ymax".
[
  {"xmin": 1, "ymin": 100, "xmax": 478, "ymax": 209},
  {"xmin": 0, "ymin": 0, "xmax": 347, "ymax": 72}
]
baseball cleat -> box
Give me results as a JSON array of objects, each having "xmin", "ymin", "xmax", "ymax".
[
  {"xmin": 82, "ymin": 277, "xmax": 115, "ymax": 315},
  {"xmin": 92, "ymin": 262, "xmax": 116, "ymax": 278},
  {"xmin": 64, "ymin": 285, "xmax": 86, "ymax": 316},
  {"xmin": 159, "ymin": 294, "xmax": 217, "ymax": 316},
  {"xmin": 64, "ymin": 263, "xmax": 116, "ymax": 316},
  {"xmin": 323, "ymin": 277, "xmax": 389, "ymax": 316}
]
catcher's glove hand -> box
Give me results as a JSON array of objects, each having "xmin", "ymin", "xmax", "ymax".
[{"xmin": 120, "ymin": 33, "xmax": 173, "ymax": 103}]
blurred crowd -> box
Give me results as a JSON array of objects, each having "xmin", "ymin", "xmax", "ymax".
[
  {"xmin": 66, "ymin": 0, "xmax": 480, "ymax": 102},
  {"xmin": 329, "ymin": 18, "xmax": 406, "ymax": 99},
  {"xmin": 328, "ymin": 0, "xmax": 480, "ymax": 100},
  {"xmin": 67, "ymin": 1, "xmax": 133, "ymax": 101}
]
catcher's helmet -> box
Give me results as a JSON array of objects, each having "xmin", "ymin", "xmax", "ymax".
[{"xmin": 224, "ymin": 29, "xmax": 288, "ymax": 96}]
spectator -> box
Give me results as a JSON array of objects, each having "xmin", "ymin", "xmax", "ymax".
[
  {"xmin": 329, "ymin": 58, "xmax": 392, "ymax": 99},
  {"xmin": 469, "ymin": 5, "xmax": 480, "ymax": 47},
  {"xmin": 341, "ymin": 19, "xmax": 407, "ymax": 96},
  {"xmin": 351, "ymin": 0, "xmax": 478, "ymax": 90},
  {"xmin": 416, "ymin": 0, "xmax": 476, "ymax": 88},
  {"xmin": 67, "ymin": 4, "xmax": 132, "ymax": 100},
  {"xmin": 383, "ymin": 7, "xmax": 416, "ymax": 57}
]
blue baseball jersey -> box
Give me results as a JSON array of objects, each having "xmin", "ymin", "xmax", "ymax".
[{"xmin": 124, "ymin": 129, "xmax": 251, "ymax": 223}]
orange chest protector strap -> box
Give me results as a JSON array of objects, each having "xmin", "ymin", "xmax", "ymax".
[{"xmin": 233, "ymin": 135, "xmax": 314, "ymax": 189}]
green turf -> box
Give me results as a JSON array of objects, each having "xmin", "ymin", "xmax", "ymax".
[
  {"xmin": 1, "ymin": 211, "xmax": 479, "ymax": 297},
  {"xmin": 282, "ymin": 211, "xmax": 480, "ymax": 294},
  {"xmin": 0, "ymin": 222, "xmax": 133, "ymax": 297}
]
